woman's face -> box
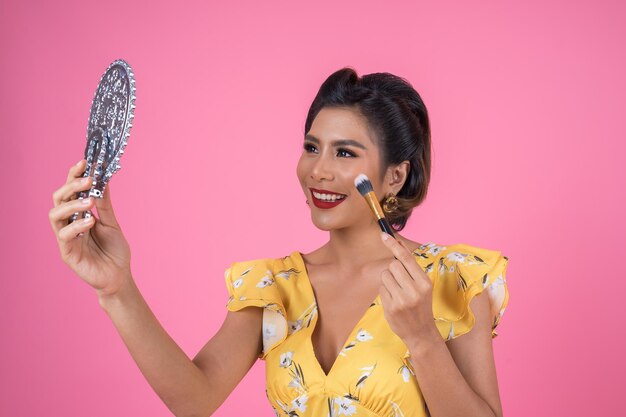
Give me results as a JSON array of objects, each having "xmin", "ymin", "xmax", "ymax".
[{"xmin": 296, "ymin": 106, "xmax": 393, "ymax": 231}]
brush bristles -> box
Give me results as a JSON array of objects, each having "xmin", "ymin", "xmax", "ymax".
[{"xmin": 354, "ymin": 173, "xmax": 373, "ymax": 196}]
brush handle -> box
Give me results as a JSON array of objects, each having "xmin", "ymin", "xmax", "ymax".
[{"xmin": 378, "ymin": 218, "xmax": 395, "ymax": 238}]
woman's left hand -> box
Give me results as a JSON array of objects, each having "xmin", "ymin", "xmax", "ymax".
[{"xmin": 379, "ymin": 232, "xmax": 439, "ymax": 347}]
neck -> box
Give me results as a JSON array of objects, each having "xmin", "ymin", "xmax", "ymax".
[{"xmin": 323, "ymin": 220, "xmax": 403, "ymax": 271}]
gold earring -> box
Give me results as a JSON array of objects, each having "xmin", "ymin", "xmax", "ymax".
[{"xmin": 383, "ymin": 194, "xmax": 399, "ymax": 214}]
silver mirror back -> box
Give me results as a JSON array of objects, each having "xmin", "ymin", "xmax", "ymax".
[{"xmin": 70, "ymin": 59, "xmax": 136, "ymax": 223}]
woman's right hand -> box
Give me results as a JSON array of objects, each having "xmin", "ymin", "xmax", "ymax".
[{"xmin": 49, "ymin": 159, "xmax": 132, "ymax": 300}]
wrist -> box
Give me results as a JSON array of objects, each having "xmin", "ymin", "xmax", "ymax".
[
  {"xmin": 97, "ymin": 272, "xmax": 137, "ymax": 312},
  {"xmin": 405, "ymin": 326, "xmax": 442, "ymax": 358}
]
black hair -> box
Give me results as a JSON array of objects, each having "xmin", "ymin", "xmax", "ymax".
[{"xmin": 304, "ymin": 67, "xmax": 432, "ymax": 231}]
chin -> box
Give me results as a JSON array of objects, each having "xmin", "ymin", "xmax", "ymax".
[
  {"xmin": 310, "ymin": 219, "xmax": 334, "ymax": 232},
  {"xmin": 309, "ymin": 215, "xmax": 339, "ymax": 231},
  {"xmin": 309, "ymin": 215, "xmax": 357, "ymax": 232}
]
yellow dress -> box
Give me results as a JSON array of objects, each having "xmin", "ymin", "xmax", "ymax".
[{"xmin": 224, "ymin": 242, "xmax": 510, "ymax": 417}]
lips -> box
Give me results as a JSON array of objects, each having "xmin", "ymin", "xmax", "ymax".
[{"xmin": 309, "ymin": 187, "xmax": 347, "ymax": 209}]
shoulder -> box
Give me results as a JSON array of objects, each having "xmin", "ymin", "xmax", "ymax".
[
  {"xmin": 224, "ymin": 251, "xmax": 304, "ymax": 279},
  {"xmin": 414, "ymin": 241, "xmax": 510, "ymax": 341},
  {"xmin": 222, "ymin": 252, "xmax": 306, "ymax": 360},
  {"xmin": 414, "ymin": 241, "xmax": 508, "ymax": 274},
  {"xmin": 223, "ymin": 252, "xmax": 302, "ymax": 306},
  {"xmin": 224, "ymin": 256, "xmax": 278, "ymax": 277}
]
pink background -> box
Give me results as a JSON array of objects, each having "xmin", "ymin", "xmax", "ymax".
[{"xmin": 1, "ymin": 0, "xmax": 624, "ymax": 416}]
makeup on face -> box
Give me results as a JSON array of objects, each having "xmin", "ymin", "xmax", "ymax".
[
  {"xmin": 309, "ymin": 187, "xmax": 347, "ymax": 209},
  {"xmin": 298, "ymin": 107, "xmax": 379, "ymax": 213}
]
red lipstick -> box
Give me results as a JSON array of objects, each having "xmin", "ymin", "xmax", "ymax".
[{"xmin": 309, "ymin": 188, "xmax": 347, "ymax": 209}]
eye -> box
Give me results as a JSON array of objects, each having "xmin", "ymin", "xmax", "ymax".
[
  {"xmin": 303, "ymin": 143, "xmax": 356, "ymax": 158},
  {"xmin": 337, "ymin": 148, "xmax": 356, "ymax": 158}
]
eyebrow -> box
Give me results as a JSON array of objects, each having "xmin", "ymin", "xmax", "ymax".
[{"xmin": 304, "ymin": 134, "xmax": 368, "ymax": 150}]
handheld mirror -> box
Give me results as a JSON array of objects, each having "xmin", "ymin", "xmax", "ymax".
[{"xmin": 69, "ymin": 59, "xmax": 136, "ymax": 224}]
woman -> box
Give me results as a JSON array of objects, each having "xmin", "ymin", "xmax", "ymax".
[{"xmin": 49, "ymin": 67, "xmax": 509, "ymax": 417}]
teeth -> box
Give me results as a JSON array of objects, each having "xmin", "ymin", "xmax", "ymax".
[{"xmin": 312, "ymin": 191, "xmax": 346, "ymax": 201}]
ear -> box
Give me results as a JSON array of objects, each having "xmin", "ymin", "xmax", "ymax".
[{"xmin": 385, "ymin": 161, "xmax": 410, "ymax": 194}]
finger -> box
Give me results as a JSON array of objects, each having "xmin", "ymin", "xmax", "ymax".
[
  {"xmin": 379, "ymin": 282, "xmax": 392, "ymax": 304},
  {"xmin": 66, "ymin": 159, "xmax": 86, "ymax": 183},
  {"xmin": 381, "ymin": 269, "xmax": 400, "ymax": 300},
  {"xmin": 387, "ymin": 259, "xmax": 415, "ymax": 289},
  {"xmin": 52, "ymin": 159, "xmax": 88, "ymax": 206},
  {"xmin": 381, "ymin": 232, "xmax": 429, "ymax": 285},
  {"xmin": 52, "ymin": 175, "xmax": 93, "ymax": 206},
  {"xmin": 49, "ymin": 196, "xmax": 96, "ymax": 233},
  {"xmin": 396, "ymin": 239, "xmax": 413, "ymax": 254},
  {"xmin": 94, "ymin": 183, "xmax": 120, "ymax": 228},
  {"xmin": 57, "ymin": 212, "xmax": 96, "ymax": 248}
]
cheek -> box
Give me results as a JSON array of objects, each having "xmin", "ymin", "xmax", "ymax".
[
  {"xmin": 296, "ymin": 156, "xmax": 307, "ymax": 183},
  {"xmin": 340, "ymin": 164, "xmax": 370, "ymax": 186}
]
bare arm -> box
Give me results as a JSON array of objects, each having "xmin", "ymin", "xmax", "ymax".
[
  {"xmin": 99, "ymin": 275, "xmax": 263, "ymax": 417},
  {"xmin": 50, "ymin": 160, "xmax": 262, "ymax": 416},
  {"xmin": 407, "ymin": 292, "xmax": 503, "ymax": 417}
]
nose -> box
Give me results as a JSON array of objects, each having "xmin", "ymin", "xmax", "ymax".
[{"xmin": 310, "ymin": 153, "xmax": 335, "ymax": 182}]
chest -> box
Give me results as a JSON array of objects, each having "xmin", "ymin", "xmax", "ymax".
[{"xmin": 307, "ymin": 265, "xmax": 383, "ymax": 375}]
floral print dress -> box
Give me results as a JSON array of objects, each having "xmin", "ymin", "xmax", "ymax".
[{"xmin": 223, "ymin": 242, "xmax": 510, "ymax": 417}]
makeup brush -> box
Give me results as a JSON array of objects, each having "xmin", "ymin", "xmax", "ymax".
[{"xmin": 354, "ymin": 173, "xmax": 396, "ymax": 238}]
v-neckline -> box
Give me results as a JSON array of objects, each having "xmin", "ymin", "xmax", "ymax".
[{"xmin": 293, "ymin": 251, "xmax": 380, "ymax": 378}]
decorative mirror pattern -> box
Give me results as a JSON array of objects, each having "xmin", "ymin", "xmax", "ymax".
[{"xmin": 70, "ymin": 59, "xmax": 136, "ymax": 223}]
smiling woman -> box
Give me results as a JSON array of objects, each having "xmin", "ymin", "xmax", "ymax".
[
  {"xmin": 299, "ymin": 68, "xmax": 432, "ymax": 233},
  {"xmin": 50, "ymin": 66, "xmax": 509, "ymax": 417},
  {"xmin": 221, "ymin": 68, "xmax": 510, "ymax": 417}
]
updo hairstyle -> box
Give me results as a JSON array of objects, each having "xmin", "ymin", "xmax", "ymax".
[{"xmin": 304, "ymin": 67, "xmax": 432, "ymax": 231}]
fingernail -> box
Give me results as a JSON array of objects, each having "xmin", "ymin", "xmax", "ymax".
[
  {"xmin": 381, "ymin": 232, "xmax": 389, "ymax": 241},
  {"xmin": 81, "ymin": 197, "xmax": 91, "ymax": 205},
  {"xmin": 81, "ymin": 177, "xmax": 89, "ymax": 184},
  {"xmin": 76, "ymin": 159, "xmax": 83, "ymax": 166}
]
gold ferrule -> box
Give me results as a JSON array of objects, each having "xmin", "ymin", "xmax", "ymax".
[{"xmin": 365, "ymin": 191, "xmax": 386, "ymax": 220}]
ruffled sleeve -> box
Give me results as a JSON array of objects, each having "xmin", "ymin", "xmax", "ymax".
[
  {"xmin": 431, "ymin": 244, "xmax": 510, "ymax": 341},
  {"xmin": 224, "ymin": 258, "xmax": 288, "ymax": 360}
]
